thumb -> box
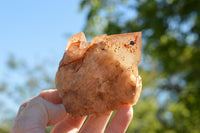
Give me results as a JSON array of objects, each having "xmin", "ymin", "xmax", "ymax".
[{"xmin": 11, "ymin": 97, "xmax": 66, "ymax": 133}]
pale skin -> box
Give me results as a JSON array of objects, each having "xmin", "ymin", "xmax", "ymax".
[{"xmin": 11, "ymin": 89, "xmax": 134, "ymax": 133}]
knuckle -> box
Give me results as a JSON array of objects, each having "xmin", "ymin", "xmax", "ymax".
[{"xmin": 39, "ymin": 90, "xmax": 47, "ymax": 98}]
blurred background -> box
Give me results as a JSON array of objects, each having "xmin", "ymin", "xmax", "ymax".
[{"xmin": 0, "ymin": 0, "xmax": 199, "ymax": 132}]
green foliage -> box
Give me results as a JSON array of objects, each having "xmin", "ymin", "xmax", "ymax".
[
  {"xmin": 80, "ymin": 0, "xmax": 200, "ymax": 132},
  {"xmin": 0, "ymin": 127, "xmax": 10, "ymax": 133}
]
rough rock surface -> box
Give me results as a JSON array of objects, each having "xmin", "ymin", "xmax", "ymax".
[{"xmin": 55, "ymin": 32, "xmax": 142, "ymax": 117}]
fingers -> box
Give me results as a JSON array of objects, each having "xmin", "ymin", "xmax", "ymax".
[
  {"xmin": 79, "ymin": 112, "xmax": 112, "ymax": 133},
  {"xmin": 51, "ymin": 105, "xmax": 133, "ymax": 133},
  {"xmin": 105, "ymin": 105, "xmax": 133, "ymax": 133},
  {"xmin": 39, "ymin": 89, "xmax": 62, "ymax": 104},
  {"xmin": 51, "ymin": 115, "xmax": 86, "ymax": 133},
  {"xmin": 12, "ymin": 97, "xmax": 66, "ymax": 133},
  {"xmin": 12, "ymin": 89, "xmax": 134, "ymax": 133},
  {"xmin": 43, "ymin": 99, "xmax": 66, "ymax": 126}
]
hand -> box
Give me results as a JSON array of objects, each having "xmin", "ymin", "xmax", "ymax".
[{"xmin": 11, "ymin": 89, "xmax": 133, "ymax": 133}]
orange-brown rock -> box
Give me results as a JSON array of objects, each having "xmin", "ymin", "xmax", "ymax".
[{"xmin": 55, "ymin": 32, "xmax": 142, "ymax": 117}]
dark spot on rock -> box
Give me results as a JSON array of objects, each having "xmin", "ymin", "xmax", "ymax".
[{"xmin": 130, "ymin": 41, "xmax": 135, "ymax": 45}]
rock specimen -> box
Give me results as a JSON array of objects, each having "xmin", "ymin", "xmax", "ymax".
[{"xmin": 55, "ymin": 32, "xmax": 142, "ymax": 117}]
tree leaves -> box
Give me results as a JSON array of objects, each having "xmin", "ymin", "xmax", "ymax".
[{"xmin": 80, "ymin": 0, "xmax": 200, "ymax": 132}]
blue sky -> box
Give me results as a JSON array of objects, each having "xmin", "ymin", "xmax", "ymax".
[
  {"xmin": 0, "ymin": 0, "xmax": 87, "ymax": 120},
  {"xmin": 0, "ymin": 0, "xmax": 86, "ymax": 68}
]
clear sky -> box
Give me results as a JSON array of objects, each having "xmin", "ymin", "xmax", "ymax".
[{"xmin": 0, "ymin": 0, "xmax": 86, "ymax": 67}]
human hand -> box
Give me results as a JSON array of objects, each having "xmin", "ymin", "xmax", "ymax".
[{"xmin": 11, "ymin": 89, "xmax": 133, "ymax": 133}]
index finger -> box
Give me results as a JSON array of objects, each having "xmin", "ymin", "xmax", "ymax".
[{"xmin": 39, "ymin": 89, "xmax": 62, "ymax": 104}]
